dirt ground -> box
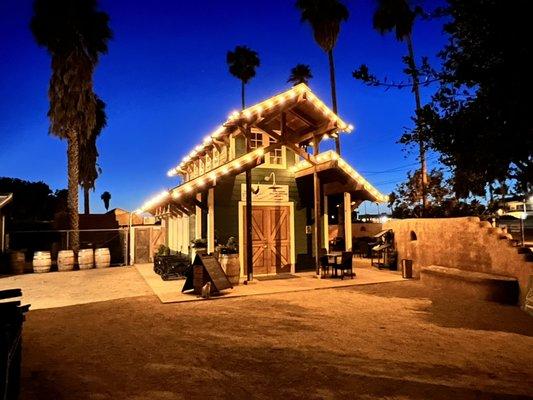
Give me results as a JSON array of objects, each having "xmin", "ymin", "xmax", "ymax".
[{"xmin": 20, "ymin": 281, "xmax": 533, "ymax": 400}]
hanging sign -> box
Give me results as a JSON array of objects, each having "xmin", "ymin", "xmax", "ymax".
[{"xmin": 241, "ymin": 184, "xmax": 289, "ymax": 202}]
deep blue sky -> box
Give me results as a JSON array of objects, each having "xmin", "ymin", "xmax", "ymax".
[{"xmin": 0, "ymin": 0, "xmax": 446, "ymax": 214}]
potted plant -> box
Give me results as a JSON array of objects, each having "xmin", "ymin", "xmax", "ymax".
[
  {"xmin": 190, "ymin": 238, "xmax": 207, "ymax": 254},
  {"xmin": 219, "ymin": 236, "xmax": 240, "ymax": 286}
]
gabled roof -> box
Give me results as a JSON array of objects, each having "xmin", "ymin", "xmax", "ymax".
[
  {"xmin": 292, "ymin": 151, "xmax": 388, "ymax": 203},
  {"xmin": 166, "ymin": 83, "xmax": 354, "ymax": 177}
]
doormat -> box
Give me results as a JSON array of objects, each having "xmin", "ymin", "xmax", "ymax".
[{"xmin": 255, "ymin": 274, "xmax": 300, "ymax": 281}]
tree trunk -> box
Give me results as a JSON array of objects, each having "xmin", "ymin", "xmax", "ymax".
[
  {"xmin": 242, "ymin": 82, "xmax": 253, "ymax": 281},
  {"xmin": 241, "ymin": 81, "xmax": 245, "ymax": 110},
  {"xmin": 83, "ymin": 187, "xmax": 90, "ymax": 215},
  {"xmin": 67, "ymin": 133, "xmax": 80, "ymax": 252},
  {"xmin": 328, "ymin": 49, "xmax": 341, "ymax": 155},
  {"xmin": 406, "ymin": 34, "xmax": 427, "ymax": 213}
]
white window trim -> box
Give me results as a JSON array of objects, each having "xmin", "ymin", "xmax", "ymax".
[{"xmin": 250, "ymin": 128, "xmax": 287, "ymax": 169}]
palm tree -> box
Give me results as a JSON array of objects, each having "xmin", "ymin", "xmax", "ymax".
[
  {"xmin": 101, "ymin": 191, "xmax": 111, "ymax": 211},
  {"xmin": 372, "ymin": 0, "xmax": 428, "ymax": 210},
  {"xmin": 296, "ymin": 0, "xmax": 349, "ymax": 154},
  {"xmin": 80, "ymin": 96, "xmax": 107, "ymax": 215},
  {"xmin": 288, "ymin": 64, "xmax": 313, "ymax": 86},
  {"xmin": 30, "ymin": 0, "xmax": 112, "ymax": 252},
  {"xmin": 226, "ymin": 45, "xmax": 260, "ymax": 282},
  {"xmin": 226, "ymin": 46, "xmax": 260, "ymax": 109}
]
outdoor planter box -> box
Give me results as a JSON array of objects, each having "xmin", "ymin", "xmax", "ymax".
[{"xmin": 153, "ymin": 254, "xmax": 190, "ymax": 280}]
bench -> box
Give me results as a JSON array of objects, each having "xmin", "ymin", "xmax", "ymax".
[{"xmin": 420, "ymin": 265, "xmax": 519, "ymax": 305}]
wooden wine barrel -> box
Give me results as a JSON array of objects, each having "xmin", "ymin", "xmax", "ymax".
[
  {"xmin": 57, "ymin": 250, "xmax": 75, "ymax": 271},
  {"xmin": 220, "ymin": 254, "xmax": 240, "ymax": 286},
  {"xmin": 78, "ymin": 249, "xmax": 94, "ymax": 270},
  {"xmin": 9, "ymin": 251, "xmax": 25, "ymax": 275},
  {"xmin": 95, "ymin": 248, "xmax": 111, "ymax": 268},
  {"xmin": 33, "ymin": 251, "xmax": 51, "ymax": 273}
]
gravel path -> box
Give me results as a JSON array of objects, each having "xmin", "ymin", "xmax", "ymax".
[{"xmin": 20, "ymin": 281, "xmax": 533, "ymax": 399}]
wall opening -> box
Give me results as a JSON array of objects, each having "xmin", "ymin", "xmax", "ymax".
[{"xmin": 410, "ymin": 231, "xmax": 417, "ymax": 241}]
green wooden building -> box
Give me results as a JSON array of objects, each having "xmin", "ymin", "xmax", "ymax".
[{"xmin": 140, "ymin": 84, "xmax": 386, "ymax": 276}]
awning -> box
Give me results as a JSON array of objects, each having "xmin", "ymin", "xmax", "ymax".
[{"xmin": 293, "ymin": 151, "xmax": 388, "ymax": 203}]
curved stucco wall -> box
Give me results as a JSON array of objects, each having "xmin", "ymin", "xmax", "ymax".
[{"xmin": 384, "ymin": 217, "xmax": 533, "ymax": 304}]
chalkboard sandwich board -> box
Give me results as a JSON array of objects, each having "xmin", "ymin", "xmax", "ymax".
[{"xmin": 182, "ymin": 254, "xmax": 233, "ymax": 294}]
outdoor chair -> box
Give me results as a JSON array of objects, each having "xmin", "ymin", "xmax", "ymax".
[
  {"xmin": 332, "ymin": 251, "xmax": 355, "ymax": 280},
  {"xmin": 319, "ymin": 248, "xmax": 334, "ymax": 277}
]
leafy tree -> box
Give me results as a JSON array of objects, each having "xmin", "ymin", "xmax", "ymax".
[
  {"xmin": 389, "ymin": 169, "xmax": 486, "ymax": 218},
  {"xmin": 100, "ymin": 191, "xmax": 111, "ymax": 211},
  {"xmin": 288, "ymin": 64, "xmax": 313, "ymax": 86},
  {"xmin": 226, "ymin": 46, "xmax": 260, "ymax": 109},
  {"xmin": 296, "ymin": 0, "xmax": 348, "ymax": 154},
  {"xmin": 0, "ymin": 177, "xmax": 66, "ymax": 224},
  {"xmin": 79, "ymin": 96, "xmax": 107, "ymax": 214},
  {"xmin": 427, "ymin": 0, "xmax": 533, "ymax": 198},
  {"xmin": 30, "ymin": 0, "xmax": 112, "ymax": 251}
]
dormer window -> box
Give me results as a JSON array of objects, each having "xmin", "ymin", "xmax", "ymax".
[
  {"xmin": 212, "ymin": 147, "xmax": 220, "ymax": 167},
  {"xmin": 205, "ymin": 152, "xmax": 212, "ymax": 171}
]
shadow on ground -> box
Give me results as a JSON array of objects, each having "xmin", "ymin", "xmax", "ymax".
[
  {"xmin": 20, "ymin": 282, "xmax": 533, "ymax": 400},
  {"xmin": 342, "ymin": 281, "xmax": 533, "ymax": 336}
]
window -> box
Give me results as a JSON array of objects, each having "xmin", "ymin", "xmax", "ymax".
[
  {"xmin": 219, "ymin": 145, "xmax": 228, "ymax": 164},
  {"xmin": 410, "ymin": 231, "xmax": 417, "ymax": 241},
  {"xmin": 268, "ymin": 136, "xmax": 283, "ymax": 165},
  {"xmin": 198, "ymin": 159, "xmax": 204, "ymax": 175},
  {"xmin": 212, "ymin": 148, "xmax": 219, "ymax": 167},
  {"xmin": 205, "ymin": 153, "xmax": 211, "ymax": 172},
  {"xmin": 250, "ymin": 132, "xmax": 262, "ymax": 150},
  {"xmin": 248, "ymin": 130, "xmax": 285, "ymax": 168}
]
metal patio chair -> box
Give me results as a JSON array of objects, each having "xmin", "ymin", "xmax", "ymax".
[{"xmin": 332, "ymin": 251, "xmax": 355, "ymax": 280}]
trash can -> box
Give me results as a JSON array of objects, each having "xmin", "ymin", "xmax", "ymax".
[{"xmin": 401, "ymin": 259, "xmax": 413, "ymax": 279}]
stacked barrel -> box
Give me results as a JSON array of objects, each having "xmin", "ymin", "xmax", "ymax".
[{"xmin": 28, "ymin": 247, "xmax": 110, "ymax": 273}]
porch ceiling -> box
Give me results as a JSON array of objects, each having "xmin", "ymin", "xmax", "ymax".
[{"xmin": 293, "ymin": 151, "xmax": 387, "ymax": 203}]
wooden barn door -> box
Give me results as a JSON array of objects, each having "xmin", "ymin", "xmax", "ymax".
[
  {"xmin": 250, "ymin": 206, "xmax": 291, "ymax": 275},
  {"xmin": 134, "ymin": 228, "xmax": 150, "ymax": 264}
]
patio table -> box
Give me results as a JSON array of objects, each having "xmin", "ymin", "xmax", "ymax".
[{"xmin": 326, "ymin": 253, "xmax": 343, "ymax": 277}]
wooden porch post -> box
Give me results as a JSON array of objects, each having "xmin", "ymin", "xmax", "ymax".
[
  {"xmin": 323, "ymin": 194, "xmax": 329, "ymax": 252},
  {"xmin": 344, "ymin": 192, "xmax": 352, "ymax": 251},
  {"xmin": 313, "ymin": 136, "xmax": 322, "ymax": 275},
  {"xmin": 207, "ymin": 188, "xmax": 215, "ymax": 254},
  {"xmin": 245, "ymin": 127, "xmax": 254, "ymax": 282},
  {"xmin": 195, "ymin": 193, "xmax": 202, "ymax": 240}
]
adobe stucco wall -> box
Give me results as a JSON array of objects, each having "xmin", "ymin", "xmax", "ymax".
[
  {"xmin": 384, "ymin": 217, "xmax": 533, "ymax": 304},
  {"xmin": 329, "ymin": 223, "xmax": 383, "ymax": 240}
]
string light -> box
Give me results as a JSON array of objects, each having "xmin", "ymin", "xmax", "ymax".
[{"xmin": 292, "ymin": 150, "xmax": 387, "ymax": 203}]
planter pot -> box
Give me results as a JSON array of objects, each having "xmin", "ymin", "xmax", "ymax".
[{"xmin": 220, "ymin": 253, "xmax": 240, "ymax": 286}]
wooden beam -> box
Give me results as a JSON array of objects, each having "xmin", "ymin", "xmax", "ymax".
[
  {"xmin": 256, "ymin": 124, "xmax": 317, "ymax": 166},
  {"xmin": 289, "ymin": 107, "xmax": 318, "ymax": 127},
  {"xmin": 192, "ymin": 197, "xmax": 207, "ymax": 212}
]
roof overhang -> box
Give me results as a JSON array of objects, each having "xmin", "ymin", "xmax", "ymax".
[
  {"xmin": 292, "ymin": 151, "xmax": 388, "ymax": 203},
  {"xmin": 166, "ymin": 83, "xmax": 354, "ymax": 177},
  {"xmin": 0, "ymin": 193, "xmax": 13, "ymax": 210}
]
